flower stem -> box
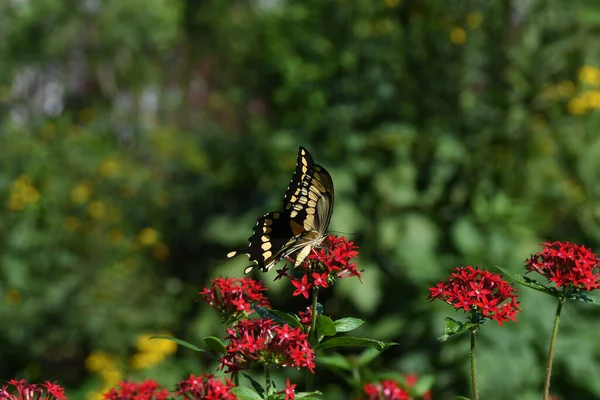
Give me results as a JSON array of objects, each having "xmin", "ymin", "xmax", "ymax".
[
  {"xmin": 233, "ymin": 371, "xmax": 239, "ymax": 387},
  {"xmin": 543, "ymin": 299, "xmax": 563, "ymax": 400},
  {"xmin": 470, "ymin": 328, "xmax": 479, "ymax": 400},
  {"xmin": 265, "ymin": 364, "xmax": 271, "ymax": 395},
  {"xmin": 306, "ymin": 285, "xmax": 319, "ymax": 391}
]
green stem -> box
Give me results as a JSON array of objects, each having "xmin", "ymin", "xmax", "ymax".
[
  {"xmin": 543, "ymin": 299, "xmax": 563, "ymax": 400},
  {"xmin": 470, "ymin": 329, "xmax": 479, "ymax": 400},
  {"xmin": 233, "ymin": 371, "xmax": 239, "ymax": 387},
  {"xmin": 265, "ymin": 364, "xmax": 271, "ymax": 396},
  {"xmin": 306, "ymin": 286, "xmax": 319, "ymax": 391}
]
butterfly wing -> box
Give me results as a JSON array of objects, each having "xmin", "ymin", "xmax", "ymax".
[
  {"xmin": 283, "ymin": 146, "xmax": 315, "ymax": 210},
  {"xmin": 227, "ymin": 212, "xmax": 296, "ymax": 273}
]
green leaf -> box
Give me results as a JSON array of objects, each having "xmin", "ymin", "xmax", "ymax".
[
  {"xmin": 567, "ymin": 291, "xmax": 600, "ymax": 305},
  {"xmin": 316, "ymin": 353, "xmax": 353, "ymax": 371},
  {"xmin": 295, "ymin": 391, "xmax": 322, "ymax": 398},
  {"xmin": 252, "ymin": 305, "xmax": 286, "ymax": 324},
  {"xmin": 203, "ymin": 336, "xmax": 226, "ymax": 354},
  {"xmin": 494, "ymin": 265, "xmax": 557, "ymax": 297},
  {"xmin": 230, "ymin": 386, "xmax": 263, "ymax": 400},
  {"xmin": 317, "ymin": 337, "xmax": 397, "ymax": 351},
  {"xmin": 334, "ymin": 317, "xmax": 364, "ymax": 333},
  {"xmin": 356, "ymin": 347, "xmax": 383, "ymax": 367},
  {"xmin": 270, "ymin": 309, "xmax": 303, "ymax": 329},
  {"xmin": 242, "ymin": 374, "xmax": 264, "ymax": 397},
  {"xmin": 410, "ymin": 374, "xmax": 435, "ymax": 396},
  {"xmin": 316, "ymin": 315, "xmax": 337, "ymax": 337},
  {"xmin": 438, "ymin": 318, "xmax": 478, "ymax": 342},
  {"xmin": 452, "ymin": 397, "xmax": 472, "ymax": 400},
  {"xmin": 150, "ymin": 336, "xmax": 200, "ymax": 351}
]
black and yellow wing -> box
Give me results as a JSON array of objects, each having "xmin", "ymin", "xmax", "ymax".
[{"xmin": 228, "ymin": 147, "xmax": 334, "ymax": 273}]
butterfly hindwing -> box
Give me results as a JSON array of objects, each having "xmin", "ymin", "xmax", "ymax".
[{"xmin": 227, "ymin": 212, "xmax": 295, "ymax": 274}]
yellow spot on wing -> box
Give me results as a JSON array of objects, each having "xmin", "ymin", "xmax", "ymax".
[
  {"xmin": 263, "ymin": 251, "xmax": 272, "ymax": 260},
  {"xmin": 227, "ymin": 251, "xmax": 237, "ymax": 258}
]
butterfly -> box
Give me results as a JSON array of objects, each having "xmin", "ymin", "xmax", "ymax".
[{"xmin": 227, "ymin": 146, "xmax": 335, "ymax": 274}]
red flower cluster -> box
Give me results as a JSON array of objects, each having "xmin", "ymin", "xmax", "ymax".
[
  {"xmin": 103, "ymin": 379, "xmax": 169, "ymax": 400},
  {"xmin": 276, "ymin": 235, "xmax": 361, "ymax": 299},
  {"xmin": 279, "ymin": 379, "xmax": 296, "ymax": 400},
  {"xmin": 428, "ymin": 266, "xmax": 520, "ymax": 326},
  {"xmin": 219, "ymin": 318, "xmax": 315, "ymax": 374},
  {"xmin": 362, "ymin": 380, "xmax": 409, "ymax": 400},
  {"xmin": 199, "ymin": 277, "xmax": 270, "ymax": 322},
  {"xmin": 525, "ymin": 241, "xmax": 600, "ymax": 291},
  {"xmin": 176, "ymin": 374, "xmax": 235, "ymax": 400},
  {"xmin": 0, "ymin": 379, "xmax": 66, "ymax": 400}
]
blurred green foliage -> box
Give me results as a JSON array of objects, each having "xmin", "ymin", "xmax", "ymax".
[{"xmin": 2, "ymin": 0, "xmax": 600, "ymax": 399}]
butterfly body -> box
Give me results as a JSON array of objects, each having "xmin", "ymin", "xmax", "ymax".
[{"xmin": 228, "ymin": 147, "xmax": 334, "ymax": 274}]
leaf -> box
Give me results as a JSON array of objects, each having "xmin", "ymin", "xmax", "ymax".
[
  {"xmin": 316, "ymin": 315, "xmax": 337, "ymax": 337},
  {"xmin": 410, "ymin": 374, "xmax": 435, "ymax": 396},
  {"xmin": 230, "ymin": 386, "xmax": 263, "ymax": 400},
  {"xmin": 242, "ymin": 374, "xmax": 264, "ymax": 397},
  {"xmin": 317, "ymin": 337, "xmax": 397, "ymax": 351},
  {"xmin": 150, "ymin": 336, "xmax": 218, "ymax": 359},
  {"xmin": 438, "ymin": 318, "xmax": 478, "ymax": 342},
  {"xmin": 252, "ymin": 305, "xmax": 286, "ymax": 324},
  {"xmin": 295, "ymin": 391, "xmax": 322, "ymax": 398},
  {"xmin": 316, "ymin": 353, "xmax": 353, "ymax": 371},
  {"xmin": 452, "ymin": 397, "xmax": 472, "ymax": 400},
  {"xmin": 270, "ymin": 309, "xmax": 303, "ymax": 329},
  {"xmin": 494, "ymin": 266, "xmax": 557, "ymax": 297},
  {"xmin": 334, "ymin": 317, "xmax": 364, "ymax": 333},
  {"xmin": 567, "ymin": 291, "xmax": 600, "ymax": 305},
  {"xmin": 203, "ymin": 336, "xmax": 226, "ymax": 354},
  {"xmin": 356, "ymin": 347, "xmax": 383, "ymax": 367}
]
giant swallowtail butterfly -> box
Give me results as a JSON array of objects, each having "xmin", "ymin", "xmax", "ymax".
[{"xmin": 227, "ymin": 147, "xmax": 334, "ymax": 274}]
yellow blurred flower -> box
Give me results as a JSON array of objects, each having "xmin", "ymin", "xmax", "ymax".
[
  {"xmin": 567, "ymin": 96, "xmax": 587, "ymax": 115},
  {"xmin": 467, "ymin": 12, "xmax": 483, "ymax": 28},
  {"xmin": 8, "ymin": 176, "xmax": 40, "ymax": 210},
  {"xmin": 88, "ymin": 201, "xmax": 106, "ymax": 219},
  {"xmin": 79, "ymin": 108, "xmax": 95, "ymax": 124},
  {"xmin": 153, "ymin": 242, "xmax": 169, "ymax": 260},
  {"xmin": 85, "ymin": 351, "xmax": 116, "ymax": 372},
  {"xmin": 138, "ymin": 228, "xmax": 159, "ymax": 246},
  {"xmin": 384, "ymin": 0, "xmax": 400, "ymax": 7},
  {"xmin": 108, "ymin": 229, "xmax": 124, "ymax": 245},
  {"xmin": 71, "ymin": 182, "xmax": 92, "ymax": 204},
  {"xmin": 87, "ymin": 391, "xmax": 105, "ymax": 400},
  {"xmin": 583, "ymin": 90, "xmax": 600, "ymax": 108},
  {"xmin": 64, "ymin": 217, "xmax": 81, "ymax": 232},
  {"xmin": 556, "ymin": 81, "xmax": 576, "ymax": 97},
  {"xmin": 578, "ymin": 65, "xmax": 600, "ymax": 86},
  {"xmin": 100, "ymin": 159, "xmax": 119, "ymax": 177},
  {"xmin": 5, "ymin": 289, "xmax": 22, "ymax": 305},
  {"xmin": 374, "ymin": 18, "xmax": 393, "ymax": 35},
  {"xmin": 100, "ymin": 367, "xmax": 122, "ymax": 385},
  {"xmin": 40, "ymin": 122, "xmax": 56, "ymax": 140},
  {"xmin": 450, "ymin": 27, "xmax": 467, "ymax": 45},
  {"xmin": 130, "ymin": 352, "xmax": 163, "ymax": 370}
]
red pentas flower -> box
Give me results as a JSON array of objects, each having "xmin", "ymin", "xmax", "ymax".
[
  {"xmin": 428, "ymin": 266, "xmax": 520, "ymax": 326},
  {"xmin": 362, "ymin": 380, "xmax": 409, "ymax": 400},
  {"xmin": 176, "ymin": 374, "xmax": 236, "ymax": 400},
  {"xmin": 1, "ymin": 379, "xmax": 67, "ymax": 400},
  {"xmin": 219, "ymin": 318, "xmax": 315, "ymax": 374},
  {"xmin": 199, "ymin": 277, "xmax": 270, "ymax": 323},
  {"xmin": 103, "ymin": 379, "xmax": 169, "ymax": 400},
  {"xmin": 276, "ymin": 235, "xmax": 361, "ymax": 298},
  {"xmin": 525, "ymin": 241, "xmax": 600, "ymax": 291}
]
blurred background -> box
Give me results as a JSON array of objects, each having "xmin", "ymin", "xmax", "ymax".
[{"xmin": 2, "ymin": 0, "xmax": 600, "ymax": 399}]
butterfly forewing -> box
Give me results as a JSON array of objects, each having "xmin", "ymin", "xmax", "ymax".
[{"xmin": 283, "ymin": 146, "xmax": 314, "ymax": 210}]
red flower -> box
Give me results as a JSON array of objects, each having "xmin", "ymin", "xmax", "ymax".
[
  {"xmin": 1, "ymin": 379, "xmax": 67, "ymax": 400},
  {"xmin": 429, "ymin": 266, "xmax": 520, "ymax": 326},
  {"xmin": 277, "ymin": 235, "xmax": 361, "ymax": 298},
  {"xmin": 176, "ymin": 374, "xmax": 236, "ymax": 400},
  {"xmin": 297, "ymin": 306, "xmax": 312, "ymax": 327},
  {"xmin": 362, "ymin": 380, "xmax": 409, "ymax": 400},
  {"xmin": 291, "ymin": 274, "xmax": 312, "ymax": 299},
  {"xmin": 525, "ymin": 241, "xmax": 600, "ymax": 291},
  {"xmin": 403, "ymin": 374, "xmax": 431, "ymax": 400},
  {"xmin": 200, "ymin": 277, "xmax": 270, "ymax": 323},
  {"xmin": 281, "ymin": 379, "xmax": 296, "ymax": 400},
  {"xmin": 219, "ymin": 318, "xmax": 315, "ymax": 374},
  {"xmin": 103, "ymin": 379, "xmax": 169, "ymax": 400}
]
